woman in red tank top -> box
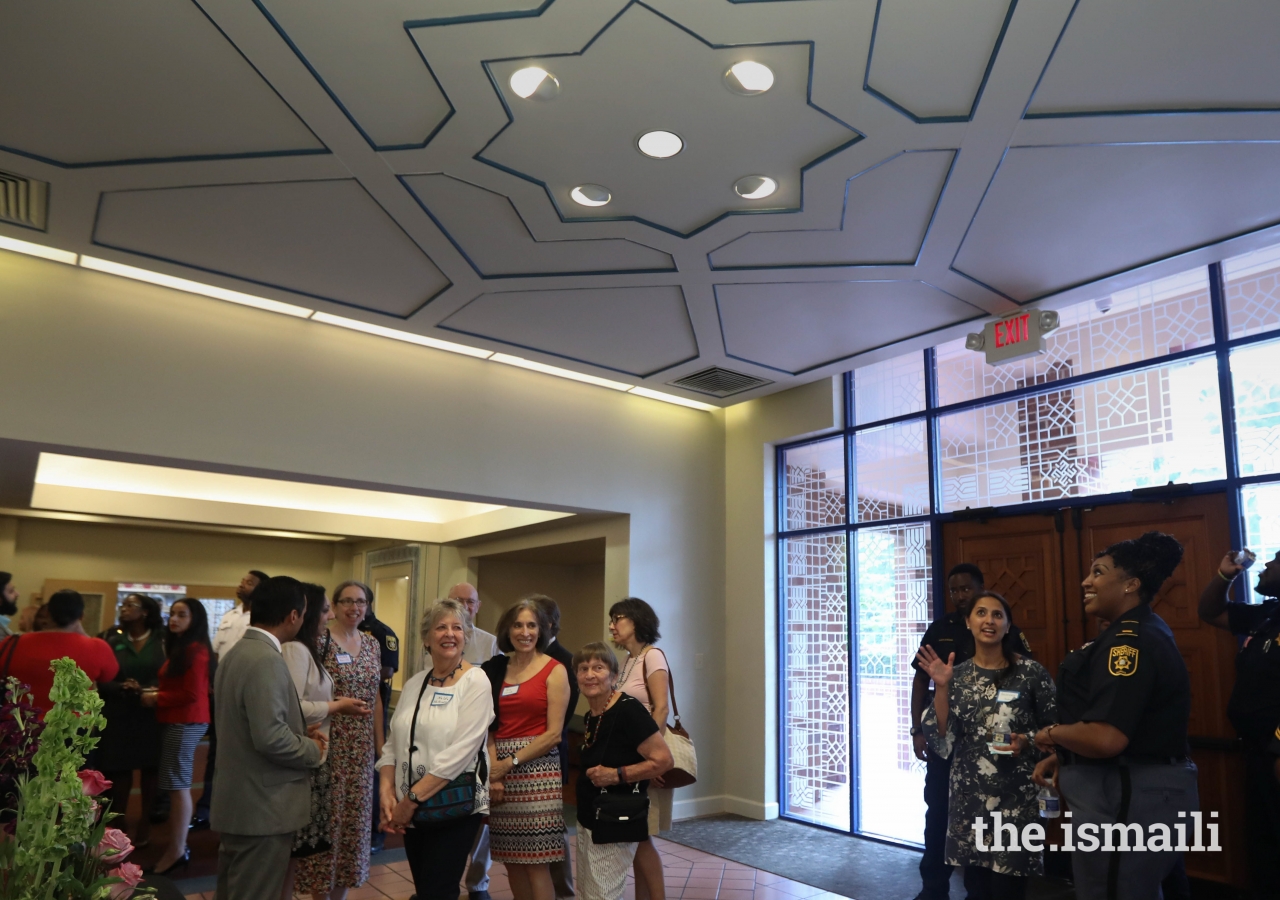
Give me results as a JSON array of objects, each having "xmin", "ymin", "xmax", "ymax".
[{"xmin": 485, "ymin": 599, "xmax": 571, "ymax": 900}]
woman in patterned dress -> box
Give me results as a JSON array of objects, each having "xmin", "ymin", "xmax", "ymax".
[
  {"xmin": 482, "ymin": 598, "xmax": 571, "ymax": 900},
  {"xmin": 917, "ymin": 592, "xmax": 1057, "ymax": 900},
  {"xmin": 296, "ymin": 581, "xmax": 384, "ymax": 900}
]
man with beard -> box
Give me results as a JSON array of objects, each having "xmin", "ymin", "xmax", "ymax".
[
  {"xmin": 1200, "ymin": 549, "xmax": 1280, "ymax": 898},
  {"xmin": 192, "ymin": 569, "xmax": 268, "ymax": 830}
]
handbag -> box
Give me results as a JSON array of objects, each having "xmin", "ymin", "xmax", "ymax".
[
  {"xmin": 405, "ymin": 672, "xmax": 488, "ymax": 827},
  {"xmin": 643, "ymin": 652, "xmax": 698, "ymax": 788}
]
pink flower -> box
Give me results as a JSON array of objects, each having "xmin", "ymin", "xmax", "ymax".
[
  {"xmin": 97, "ymin": 827, "xmax": 133, "ymax": 862},
  {"xmin": 107, "ymin": 862, "xmax": 144, "ymax": 899},
  {"xmin": 77, "ymin": 769, "xmax": 112, "ymax": 796}
]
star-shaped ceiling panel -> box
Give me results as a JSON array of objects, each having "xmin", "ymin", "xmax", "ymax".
[{"xmin": 478, "ymin": 2, "xmax": 860, "ymax": 236}]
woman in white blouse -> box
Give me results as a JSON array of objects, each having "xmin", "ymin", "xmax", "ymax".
[
  {"xmin": 378, "ymin": 598, "xmax": 495, "ymax": 900},
  {"xmin": 281, "ymin": 584, "xmax": 372, "ymax": 900}
]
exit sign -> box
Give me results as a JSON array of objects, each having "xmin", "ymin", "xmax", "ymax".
[{"xmin": 965, "ymin": 308, "xmax": 1060, "ymax": 366}]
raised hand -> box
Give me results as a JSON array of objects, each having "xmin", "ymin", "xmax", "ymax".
[
  {"xmin": 1219, "ymin": 552, "xmax": 1246, "ymax": 580},
  {"xmin": 914, "ymin": 646, "xmax": 956, "ymax": 686}
]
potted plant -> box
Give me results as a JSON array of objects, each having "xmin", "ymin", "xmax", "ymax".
[{"xmin": 0, "ymin": 658, "xmax": 154, "ymax": 900}]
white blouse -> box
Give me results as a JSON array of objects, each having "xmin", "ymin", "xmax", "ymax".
[
  {"xmin": 376, "ymin": 666, "xmax": 494, "ymax": 805},
  {"xmin": 282, "ymin": 641, "xmax": 333, "ymax": 763}
]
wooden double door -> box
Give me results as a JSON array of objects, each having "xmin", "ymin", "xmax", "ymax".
[{"xmin": 943, "ymin": 493, "xmax": 1246, "ymax": 888}]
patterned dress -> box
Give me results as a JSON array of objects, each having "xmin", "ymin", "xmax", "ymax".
[
  {"xmin": 490, "ymin": 657, "xmax": 567, "ymax": 865},
  {"xmin": 922, "ymin": 657, "xmax": 1057, "ymax": 877},
  {"xmin": 296, "ymin": 631, "xmax": 381, "ymax": 892}
]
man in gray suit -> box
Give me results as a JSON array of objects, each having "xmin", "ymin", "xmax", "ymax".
[{"xmin": 212, "ymin": 576, "xmax": 323, "ymax": 900}]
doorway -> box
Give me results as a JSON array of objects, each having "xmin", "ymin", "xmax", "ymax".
[{"xmin": 942, "ymin": 492, "xmax": 1246, "ymax": 887}]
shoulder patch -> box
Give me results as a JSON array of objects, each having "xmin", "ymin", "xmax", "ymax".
[
  {"xmin": 1020, "ymin": 633, "xmax": 1032, "ymax": 652},
  {"xmin": 386, "ymin": 635, "xmax": 398, "ymax": 652},
  {"xmin": 1275, "ymin": 725, "xmax": 1280, "ymax": 742},
  {"xmin": 1108, "ymin": 645, "xmax": 1139, "ymax": 677}
]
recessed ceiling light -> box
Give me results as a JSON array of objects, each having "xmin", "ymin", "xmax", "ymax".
[
  {"xmin": 637, "ymin": 131, "xmax": 683, "ymax": 159},
  {"xmin": 509, "ymin": 66, "xmax": 559, "ymax": 99},
  {"xmin": 733, "ymin": 176, "xmax": 777, "ymax": 199},
  {"xmin": 570, "ymin": 184, "xmax": 612, "ymax": 207},
  {"xmin": 725, "ymin": 61, "xmax": 774, "ymax": 94}
]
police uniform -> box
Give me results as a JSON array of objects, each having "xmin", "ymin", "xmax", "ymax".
[
  {"xmin": 1225, "ymin": 599, "xmax": 1280, "ymax": 894},
  {"xmin": 1055, "ymin": 604, "xmax": 1198, "ymax": 900},
  {"xmin": 359, "ymin": 613, "xmax": 400, "ymax": 849},
  {"xmin": 912, "ymin": 612, "xmax": 1032, "ymax": 899}
]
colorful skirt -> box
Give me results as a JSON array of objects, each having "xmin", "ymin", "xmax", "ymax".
[{"xmin": 489, "ymin": 736, "xmax": 565, "ymax": 864}]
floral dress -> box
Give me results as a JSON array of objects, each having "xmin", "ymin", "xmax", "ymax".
[
  {"xmin": 296, "ymin": 631, "xmax": 381, "ymax": 892},
  {"xmin": 922, "ymin": 657, "xmax": 1057, "ymax": 876}
]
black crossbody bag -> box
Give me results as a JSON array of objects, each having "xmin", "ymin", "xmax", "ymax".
[
  {"xmin": 590, "ymin": 700, "xmax": 650, "ymax": 845},
  {"xmin": 406, "ymin": 673, "xmax": 488, "ymax": 827}
]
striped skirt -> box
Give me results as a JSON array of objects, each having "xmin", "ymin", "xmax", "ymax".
[
  {"xmin": 158, "ymin": 722, "xmax": 207, "ymax": 791},
  {"xmin": 489, "ymin": 736, "xmax": 565, "ymax": 865}
]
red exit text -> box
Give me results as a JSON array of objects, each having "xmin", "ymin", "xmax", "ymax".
[{"xmin": 994, "ymin": 313, "xmax": 1031, "ymax": 348}]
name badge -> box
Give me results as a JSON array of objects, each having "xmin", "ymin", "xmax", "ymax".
[
  {"xmin": 501, "ymin": 684, "xmax": 520, "ymax": 697},
  {"xmin": 996, "ymin": 690, "xmax": 1020, "ymax": 703},
  {"xmin": 335, "ymin": 652, "xmax": 353, "ymax": 665},
  {"xmin": 430, "ymin": 692, "xmax": 454, "ymax": 707}
]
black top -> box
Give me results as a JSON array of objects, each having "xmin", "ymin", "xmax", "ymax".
[
  {"xmin": 1226, "ymin": 599, "xmax": 1280, "ymax": 749},
  {"xmin": 576, "ymin": 693, "xmax": 659, "ymax": 830},
  {"xmin": 544, "ymin": 639, "xmax": 580, "ymax": 784},
  {"xmin": 1056, "ymin": 603, "xmax": 1190, "ymax": 760},
  {"xmin": 912, "ymin": 610, "xmax": 1032, "ymax": 672},
  {"xmin": 359, "ymin": 614, "xmax": 400, "ymax": 714},
  {"xmin": 481, "ymin": 654, "xmax": 509, "ymax": 732}
]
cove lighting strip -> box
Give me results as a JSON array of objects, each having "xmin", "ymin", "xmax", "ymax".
[{"xmin": 0, "ymin": 237, "xmax": 718, "ymax": 412}]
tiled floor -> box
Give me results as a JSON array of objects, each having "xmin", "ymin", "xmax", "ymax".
[{"xmin": 181, "ymin": 838, "xmax": 854, "ymax": 900}]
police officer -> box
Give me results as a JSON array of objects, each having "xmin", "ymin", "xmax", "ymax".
[
  {"xmin": 360, "ymin": 602, "xmax": 399, "ymax": 854},
  {"xmin": 910, "ymin": 564, "xmax": 1032, "ymax": 900},
  {"xmin": 1033, "ymin": 532, "xmax": 1197, "ymax": 900},
  {"xmin": 1199, "ymin": 546, "xmax": 1280, "ymax": 898}
]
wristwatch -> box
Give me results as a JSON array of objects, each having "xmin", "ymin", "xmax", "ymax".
[
  {"xmin": 407, "ymin": 790, "xmax": 419, "ymax": 802},
  {"xmin": 511, "ymin": 755, "xmax": 521, "ymax": 768},
  {"xmin": 910, "ymin": 725, "xmax": 922, "ymax": 736}
]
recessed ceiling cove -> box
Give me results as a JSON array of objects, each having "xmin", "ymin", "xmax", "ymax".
[
  {"xmin": 708, "ymin": 150, "xmax": 956, "ymax": 269},
  {"xmin": 1027, "ymin": 0, "xmax": 1280, "ymax": 116},
  {"xmin": 400, "ymin": 174, "xmax": 674, "ymax": 276},
  {"xmin": 477, "ymin": 3, "xmax": 860, "ymax": 236},
  {"xmin": 441, "ymin": 285, "xmax": 697, "ymax": 377},
  {"xmin": 716, "ymin": 280, "xmax": 985, "ymax": 374},
  {"xmin": 94, "ymin": 180, "xmax": 450, "ymax": 318},
  {"xmin": 952, "ymin": 143, "xmax": 1280, "ymax": 302},
  {"xmin": 866, "ymin": 0, "xmax": 1016, "ymax": 121},
  {"xmin": 0, "ymin": 0, "xmax": 323, "ymax": 166}
]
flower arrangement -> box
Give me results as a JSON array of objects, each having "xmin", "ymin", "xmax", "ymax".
[
  {"xmin": 0, "ymin": 658, "xmax": 155, "ymax": 900},
  {"xmin": 0, "ymin": 677, "xmax": 44, "ymax": 831}
]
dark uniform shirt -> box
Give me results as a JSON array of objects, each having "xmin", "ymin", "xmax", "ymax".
[
  {"xmin": 359, "ymin": 613, "xmax": 400, "ymax": 717},
  {"xmin": 912, "ymin": 610, "xmax": 1033, "ymax": 672},
  {"xmin": 1056, "ymin": 603, "xmax": 1190, "ymax": 760},
  {"xmin": 1226, "ymin": 599, "xmax": 1280, "ymax": 750}
]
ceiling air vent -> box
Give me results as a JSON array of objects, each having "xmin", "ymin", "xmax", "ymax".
[
  {"xmin": 667, "ymin": 366, "xmax": 772, "ymax": 398},
  {"xmin": 0, "ymin": 169, "xmax": 49, "ymax": 231}
]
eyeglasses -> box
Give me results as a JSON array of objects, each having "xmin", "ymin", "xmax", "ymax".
[
  {"xmin": 609, "ymin": 614, "xmax": 629, "ymax": 624},
  {"xmin": 335, "ymin": 598, "xmax": 368, "ymax": 608}
]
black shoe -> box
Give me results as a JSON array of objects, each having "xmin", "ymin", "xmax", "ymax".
[
  {"xmin": 370, "ymin": 834, "xmax": 385, "ymax": 854},
  {"xmin": 188, "ymin": 813, "xmax": 210, "ymax": 831},
  {"xmin": 469, "ymin": 892, "xmax": 491, "ymax": 900},
  {"xmin": 147, "ymin": 847, "xmax": 191, "ymax": 876}
]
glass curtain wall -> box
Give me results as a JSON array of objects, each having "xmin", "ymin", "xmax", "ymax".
[{"xmin": 778, "ymin": 244, "xmax": 1280, "ymax": 842}]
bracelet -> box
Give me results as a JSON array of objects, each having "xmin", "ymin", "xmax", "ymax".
[
  {"xmin": 1045, "ymin": 724, "xmax": 1057, "ymax": 745},
  {"xmin": 1218, "ymin": 570, "xmax": 1235, "ymax": 583},
  {"xmin": 616, "ymin": 766, "xmax": 627, "ymax": 785}
]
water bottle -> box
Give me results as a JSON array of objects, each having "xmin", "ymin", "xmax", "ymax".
[{"xmin": 1038, "ymin": 785, "xmax": 1060, "ymax": 819}]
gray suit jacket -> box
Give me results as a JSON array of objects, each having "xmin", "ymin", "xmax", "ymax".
[{"xmin": 210, "ymin": 628, "xmax": 320, "ymax": 836}]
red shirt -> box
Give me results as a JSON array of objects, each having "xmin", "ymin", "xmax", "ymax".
[
  {"xmin": 155, "ymin": 644, "xmax": 210, "ymax": 724},
  {"xmin": 3, "ymin": 632, "xmax": 119, "ymax": 712},
  {"xmin": 496, "ymin": 658, "xmax": 562, "ymax": 740}
]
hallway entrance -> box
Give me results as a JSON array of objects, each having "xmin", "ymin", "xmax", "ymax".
[{"xmin": 942, "ymin": 493, "xmax": 1245, "ymax": 887}]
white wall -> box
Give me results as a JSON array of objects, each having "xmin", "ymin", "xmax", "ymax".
[{"xmin": 0, "ymin": 252, "xmax": 727, "ymax": 813}]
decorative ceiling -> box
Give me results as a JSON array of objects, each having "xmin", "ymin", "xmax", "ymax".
[{"xmin": 3, "ymin": 0, "xmax": 1280, "ymax": 405}]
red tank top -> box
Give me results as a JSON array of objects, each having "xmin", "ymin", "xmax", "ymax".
[{"xmin": 497, "ymin": 657, "xmax": 561, "ymax": 740}]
